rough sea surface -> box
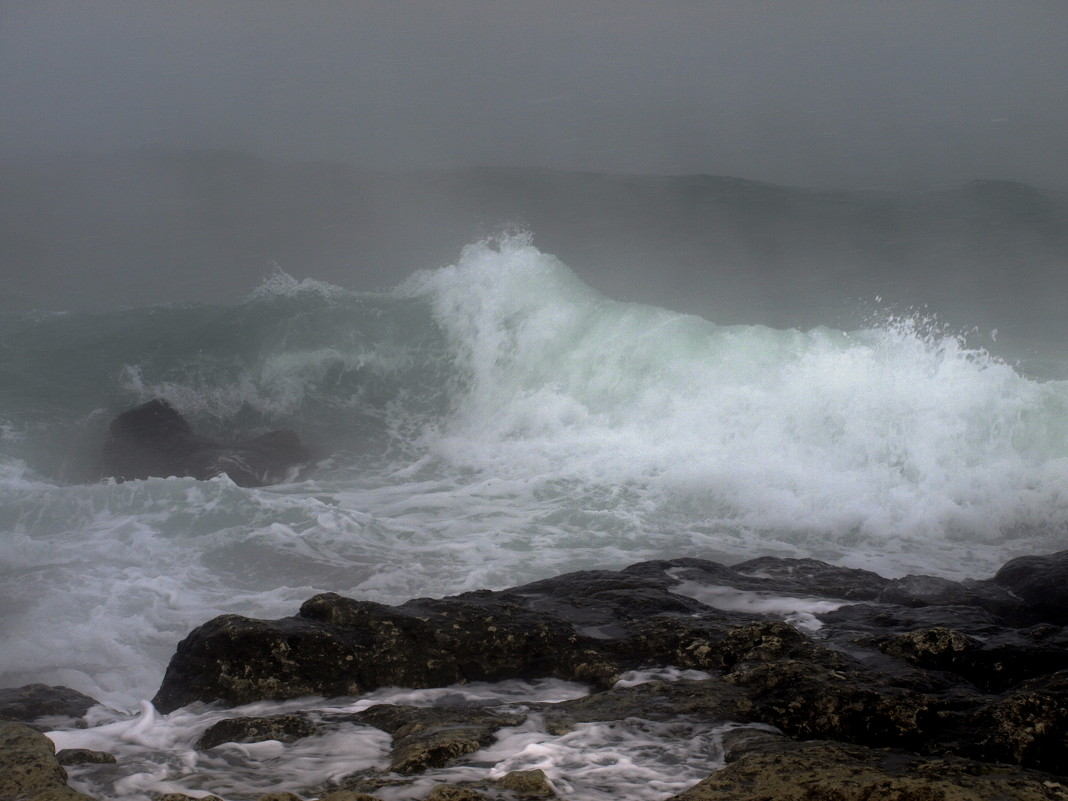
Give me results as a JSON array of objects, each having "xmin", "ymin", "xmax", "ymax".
[{"xmin": 2, "ymin": 233, "xmax": 1067, "ymax": 799}]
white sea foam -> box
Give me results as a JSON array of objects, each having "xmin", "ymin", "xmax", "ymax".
[
  {"xmin": 613, "ymin": 667, "xmax": 716, "ymax": 688},
  {"xmin": 479, "ymin": 715, "xmax": 761, "ymax": 801},
  {"xmin": 3, "ymin": 236, "xmax": 1068, "ymax": 799},
  {"xmin": 403, "ymin": 236, "xmax": 1068, "ymax": 576},
  {"xmin": 55, "ymin": 679, "xmax": 725, "ymax": 801},
  {"xmin": 670, "ymin": 581, "xmax": 848, "ymax": 632}
]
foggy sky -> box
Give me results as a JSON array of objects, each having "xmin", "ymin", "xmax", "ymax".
[{"xmin": 2, "ymin": 0, "xmax": 1067, "ymax": 190}]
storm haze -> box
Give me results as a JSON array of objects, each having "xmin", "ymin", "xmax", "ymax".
[
  {"xmin": 3, "ymin": 1, "xmax": 1067, "ymax": 189},
  {"xmin": 2, "ymin": 1, "xmax": 1067, "ymax": 365}
]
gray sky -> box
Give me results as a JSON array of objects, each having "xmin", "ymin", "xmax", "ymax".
[{"xmin": 2, "ymin": 0, "xmax": 1067, "ymax": 189}]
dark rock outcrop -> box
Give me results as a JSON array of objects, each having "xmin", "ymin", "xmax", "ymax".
[
  {"xmin": 667, "ymin": 735, "xmax": 1068, "ymax": 801},
  {"xmin": 140, "ymin": 550, "xmax": 1068, "ymax": 798},
  {"xmin": 101, "ymin": 398, "xmax": 310, "ymax": 487},
  {"xmin": 994, "ymin": 551, "xmax": 1068, "ymax": 624},
  {"xmin": 196, "ymin": 713, "xmax": 318, "ymax": 750},
  {"xmin": 0, "ymin": 684, "xmax": 99, "ymax": 728}
]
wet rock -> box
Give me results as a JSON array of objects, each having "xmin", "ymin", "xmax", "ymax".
[
  {"xmin": 152, "ymin": 613, "xmax": 367, "ymax": 712},
  {"xmin": 874, "ymin": 625, "xmax": 1068, "ymax": 692},
  {"xmin": 666, "ymin": 738, "xmax": 1068, "ymax": 800},
  {"xmin": 878, "ymin": 573, "xmax": 1025, "ymax": 620},
  {"xmin": 102, "ymin": 398, "xmax": 310, "ymax": 487},
  {"xmin": 995, "ymin": 551, "xmax": 1068, "ymax": 624},
  {"xmin": 726, "ymin": 556, "xmax": 891, "ymax": 600},
  {"xmin": 965, "ymin": 670, "xmax": 1068, "ymax": 773},
  {"xmin": 879, "ymin": 624, "xmax": 979, "ymax": 658},
  {"xmin": 156, "ymin": 795, "xmax": 224, "ymax": 801},
  {"xmin": 495, "ymin": 769, "xmax": 556, "ymax": 797},
  {"xmin": 153, "ymin": 564, "xmax": 866, "ymax": 712},
  {"xmin": 723, "ymin": 658, "xmax": 946, "ymax": 750},
  {"xmin": 318, "ymin": 792, "xmax": 382, "ymax": 801},
  {"xmin": 197, "ymin": 713, "xmax": 318, "ymax": 750},
  {"xmin": 56, "ymin": 747, "xmax": 117, "ymax": 765},
  {"xmin": 152, "ymin": 550, "xmax": 1068, "ymax": 780},
  {"xmin": 424, "ymin": 787, "xmax": 488, "ymax": 801},
  {"xmin": 349, "ymin": 705, "xmax": 526, "ymax": 773},
  {"xmin": 0, "ymin": 720, "xmax": 95, "ymax": 801},
  {"xmin": 154, "ymin": 582, "xmax": 622, "ymax": 711},
  {"xmin": 540, "ymin": 678, "xmax": 754, "ymax": 734},
  {"xmin": 257, "ymin": 794, "xmax": 305, "ymax": 801},
  {"xmin": 0, "ymin": 683, "xmax": 99, "ymax": 727},
  {"xmin": 327, "ymin": 773, "xmax": 425, "ymax": 797}
]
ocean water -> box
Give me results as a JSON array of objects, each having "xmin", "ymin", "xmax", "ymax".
[{"xmin": 2, "ymin": 233, "xmax": 1068, "ymax": 798}]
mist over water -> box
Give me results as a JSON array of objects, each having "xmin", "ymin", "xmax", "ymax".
[
  {"xmin": 4, "ymin": 153, "xmax": 1068, "ymax": 370},
  {"xmin": 2, "ymin": 158, "xmax": 1068, "ymax": 799}
]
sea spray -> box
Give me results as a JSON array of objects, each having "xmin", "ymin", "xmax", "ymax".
[
  {"xmin": 1, "ymin": 234, "xmax": 1067, "ymax": 715},
  {"xmin": 403, "ymin": 236, "xmax": 1068, "ymax": 569}
]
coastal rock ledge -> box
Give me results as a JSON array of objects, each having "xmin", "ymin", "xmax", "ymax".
[
  {"xmin": 7, "ymin": 551, "xmax": 1068, "ymax": 800},
  {"xmin": 140, "ymin": 551, "xmax": 1068, "ymax": 798}
]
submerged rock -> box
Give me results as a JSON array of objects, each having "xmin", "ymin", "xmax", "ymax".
[
  {"xmin": 55, "ymin": 747, "xmax": 116, "ymax": 765},
  {"xmin": 101, "ymin": 398, "xmax": 310, "ymax": 487},
  {"xmin": 197, "ymin": 713, "xmax": 319, "ymax": 750},
  {"xmin": 346, "ymin": 705, "xmax": 527, "ymax": 773}
]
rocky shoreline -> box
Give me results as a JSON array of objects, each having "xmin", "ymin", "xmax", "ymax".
[{"xmin": 3, "ymin": 551, "xmax": 1067, "ymax": 800}]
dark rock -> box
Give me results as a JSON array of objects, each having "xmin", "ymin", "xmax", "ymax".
[
  {"xmin": 0, "ymin": 683, "xmax": 99, "ymax": 726},
  {"xmin": 624, "ymin": 555, "xmax": 890, "ymax": 602},
  {"xmin": 156, "ymin": 795, "xmax": 224, "ymax": 801},
  {"xmin": 318, "ymin": 793, "xmax": 382, "ymax": 801},
  {"xmin": 817, "ymin": 600, "xmax": 1007, "ymax": 640},
  {"xmin": 153, "ymin": 551, "xmax": 1068, "ymax": 780},
  {"xmin": 326, "ymin": 772, "xmax": 427, "ymax": 797},
  {"xmin": 995, "ymin": 551, "xmax": 1068, "ymax": 624},
  {"xmin": 540, "ymin": 678, "xmax": 755, "ymax": 735},
  {"xmin": 154, "ymin": 568, "xmax": 856, "ymax": 712},
  {"xmin": 725, "ymin": 658, "xmax": 948, "ymax": 750},
  {"xmin": 874, "ymin": 625, "xmax": 1068, "ymax": 692},
  {"xmin": 197, "ymin": 713, "xmax": 318, "ymax": 750},
  {"xmin": 56, "ymin": 747, "xmax": 116, "ymax": 765},
  {"xmin": 667, "ymin": 738, "xmax": 1068, "ymax": 800},
  {"xmin": 153, "ymin": 586, "xmax": 614, "ymax": 712},
  {"xmin": 729, "ymin": 556, "xmax": 891, "ymax": 600},
  {"xmin": 425, "ymin": 787, "xmax": 488, "ymax": 801},
  {"xmin": 101, "ymin": 398, "xmax": 310, "ymax": 487},
  {"xmin": 965, "ymin": 670, "xmax": 1068, "ymax": 773},
  {"xmin": 346, "ymin": 705, "xmax": 526, "ymax": 773},
  {"xmin": 152, "ymin": 614, "xmax": 367, "ymax": 713},
  {"xmin": 0, "ymin": 720, "xmax": 95, "ymax": 801},
  {"xmin": 879, "ymin": 573, "xmax": 1025, "ymax": 620}
]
